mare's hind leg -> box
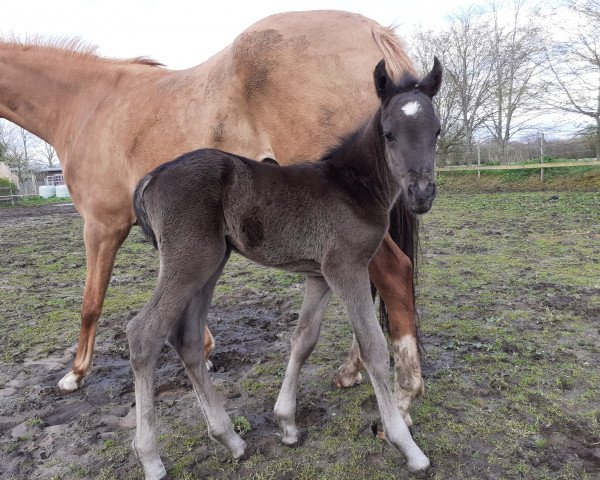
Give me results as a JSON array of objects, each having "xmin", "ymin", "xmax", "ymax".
[
  {"xmin": 323, "ymin": 259, "xmax": 429, "ymax": 472},
  {"xmin": 334, "ymin": 235, "xmax": 422, "ymax": 426},
  {"xmin": 127, "ymin": 243, "xmax": 228, "ymax": 480},
  {"xmin": 167, "ymin": 253, "xmax": 246, "ymax": 459},
  {"xmin": 274, "ymin": 275, "xmax": 332, "ymax": 445}
]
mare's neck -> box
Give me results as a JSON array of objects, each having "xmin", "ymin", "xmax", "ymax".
[
  {"xmin": 326, "ymin": 110, "xmax": 400, "ymax": 211},
  {"xmin": 0, "ymin": 45, "xmax": 146, "ymax": 154}
]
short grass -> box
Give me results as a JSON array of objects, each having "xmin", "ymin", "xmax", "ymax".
[{"xmin": 0, "ymin": 191, "xmax": 598, "ymax": 479}]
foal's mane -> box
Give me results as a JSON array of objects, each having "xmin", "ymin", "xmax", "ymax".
[
  {"xmin": 0, "ymin": 35, "xmax": 163, "ymax": 67},
  {"xmin": 321, "ymin": 72, "xmax": 419, "ymax": 163}
]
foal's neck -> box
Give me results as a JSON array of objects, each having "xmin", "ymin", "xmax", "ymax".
[{"xmin": 327, "ymin": 110, "xmax": 400, "ymax": 210}]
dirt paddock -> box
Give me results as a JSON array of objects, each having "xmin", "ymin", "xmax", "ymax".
[{"xmin": 0, "ymin": 192, "xmax": 599, "ymax": 479}]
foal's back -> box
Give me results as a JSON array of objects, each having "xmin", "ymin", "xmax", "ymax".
[{"xmin": 136, "ymin": 149, "xmax": 387, "ymax": 274}]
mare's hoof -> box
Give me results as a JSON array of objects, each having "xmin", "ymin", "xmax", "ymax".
[
  {"xmin": 332, "ymin": 370, "xmax": 362, "ymax": 389},
  {"xmin": 58, "ymin": 371, "xmax": 84, "ymax": 392},
  {"xmin": 205, "ymin": 360, "xmax": 213, "ymax": 371}
]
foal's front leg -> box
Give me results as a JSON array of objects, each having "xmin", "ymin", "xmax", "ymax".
[
  {"xmin": 274, "ymin": 275, "xmax": 332, "ymax": 444},
  {"xmin": 324, "ymin": 263, "xmax": 429, "ymax": 472},
  {"xmin": 334, "ymin": 235, "xmax": 423, "ymax": 426}
]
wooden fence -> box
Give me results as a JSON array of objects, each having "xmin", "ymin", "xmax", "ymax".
[
  {"xmin": 0, "ymin": 186, "xmax": 23, "ymax": 205},
  {"xmin": 436, "ymin": 160, "xmax": 600, "ymax": 180}
]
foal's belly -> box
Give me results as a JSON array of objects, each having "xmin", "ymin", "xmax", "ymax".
[{"xmin": 224, "ymin": 235, "xmax": 323, "ymax": 275}]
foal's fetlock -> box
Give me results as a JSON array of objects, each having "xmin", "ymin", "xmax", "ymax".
[
  {"xmin": 274, "ymin": 404, "xmax": 300, "ymax": 445},
  {"xmin": 228, "ymin": 435, "xmax": 247, "ymax": 459},
  {"xmin": 406, "ymin": 449, "xmax": 430, "ymax": 473},
  {"xmin": 132, "ymin": 438, "xmax": 167, "ymax": 480},
  {"xmin": 278, "ymin": 419, "xmax": 299, "ymax": 445},
  {"xmin": 209, "ymin": 428, "xmax": 246, "ymax": 459}
]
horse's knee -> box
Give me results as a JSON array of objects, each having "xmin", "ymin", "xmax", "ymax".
[
  {"xmin": 126, "ymin": 316, "xmax": 157, "ymax": 371},
  {"xmin": 370, "ymin": 238, "xmax": 412, "ymax": 295},
  {"xmin": 359, "ymin": 338, "xmax": 390, "ymax": 373},
  {"xmin": 80, "ymin": 302, "xmax": 102, "ymax": 326}
]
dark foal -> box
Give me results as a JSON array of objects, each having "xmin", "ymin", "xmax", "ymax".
[{"xmin": 128, "ymin": 58, "xmax": 442, "ymax": 479}]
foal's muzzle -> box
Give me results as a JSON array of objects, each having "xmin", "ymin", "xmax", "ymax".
[{"xmin": 406, "ymin": 181, "xmax": 436, "ymax": 214}]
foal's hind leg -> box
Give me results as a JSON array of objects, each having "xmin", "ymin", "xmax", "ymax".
[
  {"xmin": 127, "ymin": 246, "xmax": 228, "ymax": 480},
  {"xmin": 167, "ymin": 254, "xmax": 246, "ymax": 459},
  {"xmin": 274, "ymin": 275, "xmax": 332, "ymax": 445},
  {"xmin": 323, "ymin": 260, "xmax": 429, "ymax": 472}
]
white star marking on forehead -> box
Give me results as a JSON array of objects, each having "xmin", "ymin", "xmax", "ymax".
[{"xmin": 401, "ymin": 101, "xmax": 421, "ymax": 117}]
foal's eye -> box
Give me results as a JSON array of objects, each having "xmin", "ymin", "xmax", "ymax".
[
  {"xmin": 435, "ymin": 129, "xmax": 441, "ymax": 137},
  {"xmin": 384, "ymin": 132, "xmax": 396, "ymax": 142}
]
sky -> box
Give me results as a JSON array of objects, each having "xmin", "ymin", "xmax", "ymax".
[
  {"xmin": 2, "ymin": 0, "xmax": 469, "ymax": 69},
  {"xmin": 1, "ymin": 0, "xmax": 586, "ymax": 139}
]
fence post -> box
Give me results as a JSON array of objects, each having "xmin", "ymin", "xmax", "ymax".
[
  {"xmin": 9, "ymin": 185, "xmax": 15, "ymax": 206},
  {"xmin": 540, "ymin": 132, "xmax": 545, "ymax": 182},
  {"xmin": 477, "ymin": 144, "xmax": 481, "ymax": 180}
]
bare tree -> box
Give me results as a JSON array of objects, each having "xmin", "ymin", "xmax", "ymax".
[
  {"xmin": 412, "ymin": 30, "xmax": 465, "ymax": 165},
  {"xmin": 38, "ymin": 141, "xmax": 58, "ymax": 168},
  {"xmin": 3, "ymin": 126, "xmax": 37, "ymax": 182},
  {"xmin": 484, "ymin": 0, "xmax": 548, "ymax": 154},
  {"xmin": 443, "ymin": 7, "xmax": 495, "ymax": 151},
  {"xmin": 0, "ymin": 122, "xmax": 9, "ymax": 163},
  {"xmin": 545, "ymin": 0, "xmax": 600, "ymax": 159}
]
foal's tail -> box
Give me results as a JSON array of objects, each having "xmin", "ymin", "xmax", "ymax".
[{"xmin": 134, "ymin": 174, "xmax": 159, "ymax": 249}]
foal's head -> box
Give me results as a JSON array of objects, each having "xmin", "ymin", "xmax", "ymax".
[{"xmin": 374, "ymin": 58, "xmax": 442, "ymax": 214}]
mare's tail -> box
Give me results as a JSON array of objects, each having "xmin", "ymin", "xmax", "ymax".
[
  {"xmin": 133, "ymin": 174, "xmax": 158, "ymax": 249},
  {"xmin": 371, "ymin": 25, "xmax": 417, "ymax": 80}
]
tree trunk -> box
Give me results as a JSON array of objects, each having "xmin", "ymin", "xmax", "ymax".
[{"xmin": 596, "ymin": 117, "xmax": 600, "ymax": 160}]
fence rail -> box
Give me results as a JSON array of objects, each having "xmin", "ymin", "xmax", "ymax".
[
  {"xmin": 437, "ymin": 159, "xmax": 600, "ymax": 172},
  {"xmin": 0, "ymin": 187, "xmax": 23, "ymax": 205}
]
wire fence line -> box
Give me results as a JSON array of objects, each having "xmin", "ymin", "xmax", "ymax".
[{"xmin": 437, "ymin": 136, "xmax": 598, "ymax": 168}]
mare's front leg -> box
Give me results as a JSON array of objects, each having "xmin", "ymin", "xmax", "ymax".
[
  {"xmin": 274, "ymin": 275, "xmax": 332, "ymax": 444},
  {"xmin": 57, "ymin": 216, "xmax": 216, "ymax": 392},
  {"xmin": 58, "ymin": 218, "xmax": 130, "ymax": 391},
  {"xmin": 333, "ymin": 234, "xmax": 423, "ymax": 426},
  {"xmin": 324, "ymin": 260, "xmax": 429, "ymax": 472}
]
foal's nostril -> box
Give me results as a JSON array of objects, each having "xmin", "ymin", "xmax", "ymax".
[
  {"xmin": 407, "ymin": 184, "xmax": 416, "ymax": 198},
  {"xmin": 428, "ymin": 182, "xmax": 437, "ymax": 197}
]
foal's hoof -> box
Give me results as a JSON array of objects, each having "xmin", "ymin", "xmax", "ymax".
[
  {"xmin": 407, "ymin": 452, "xmax": 430, "ymax": 473},
  {"xmin": 332, "ymin": 370, "xmax": 362, "ymax": 389},
  {"xmin": 132, "ymin": 439, "xmax": 168, "ymax": 480},
  {"xmin": 58, "ymin": 371, "xmax": 85, "ymax": 392}
]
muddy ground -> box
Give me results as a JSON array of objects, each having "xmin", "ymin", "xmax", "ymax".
[{"xmin": 0, "ymin": 192, "xmax": 599, "ymax": 480}]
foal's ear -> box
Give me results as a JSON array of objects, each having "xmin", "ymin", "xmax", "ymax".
[
  {"xmin": 418, "ymin": 56, "xmax": 443, "ymax": 98},
  {"xmin": 374, "ymin": 59, "xmax": 393, "ymax": 100}
]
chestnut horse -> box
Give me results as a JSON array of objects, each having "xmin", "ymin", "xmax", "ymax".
[{"xmin": 0, "ymin": 11, "xmax": 423, "ymax": 423}]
